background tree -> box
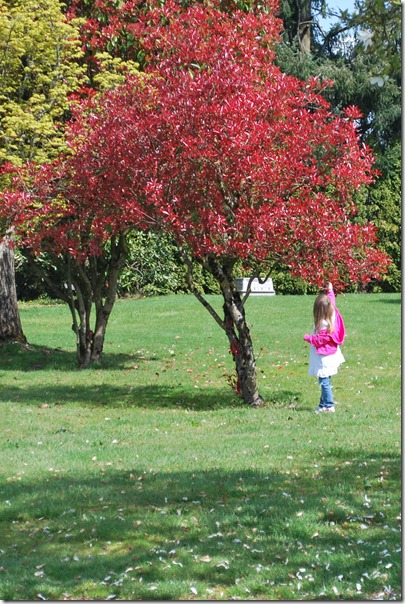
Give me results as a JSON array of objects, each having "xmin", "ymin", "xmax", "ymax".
[
  {"xmin": 345, "ymin": 0, "xmax": 400, "ymax": 82},
  {"xmin": 0, "ymin": 0, "xmax": 85, "ymax": 342},
  {"xmin": 277, "ymin": 0, "xmax": 401, "ymax": 148},
  {"xmin": 278, "ymin": 0, "xmax": 327, "ymax": 54},
  {"xmin": 357, "ymin": 142, "xmax": 401, "ymax": 292},
  {"xmin": 0, "ymin": 0, "xmax": 85, "ymax": 166},
  {"xmin": 116, "ymin": 231, "xmax": 220, "ymax": 297}
]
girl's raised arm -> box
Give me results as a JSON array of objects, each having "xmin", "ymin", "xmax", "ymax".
[{"xmin": 326, "ymin": 282, "xmax": 336, "ymax": 305}]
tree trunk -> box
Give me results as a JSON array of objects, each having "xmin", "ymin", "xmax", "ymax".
[
  {"xmin": 71, "ymin": 234, "xmax": 128, "ymax": 368},
  {"xmin": 75, "ymin": 305, "xmax": 109, "ymax": 368},
  {"xmin": 25, "ymin": 251, "xmax": 94, "ymax": 367},
  {"xmin": 0, "ymin": 236, "xmax": 26, "ymax": 343},
  {"xmin": 76, "ymin": 297, "xmax": 93, "ymax": 368},
  {"xmin": 25, "ymin": 234, "xmax": 128, "ymax": 368},
  {"xmin": 218, "ymin": 269, "xmax": 263, "ymax": 407},
  {"xmin": 298, "ymin": 0, "xmax": 312, "ymax": 54},
  {"xmin": 68, "ymin": 288, "xmax": 107, "ymax": 369},
  {"xmin": 182, "ymin": 250, "xmax": 263, "ymax": 406},
  {"xmin": 222, "ymin": 295, "xmax": 263, "ymax": 406},
  {"xmin": 191, "ymin": 254, "xmax": 263, "ymax": 407},
  {"xmin": 89, "ymin": 234, "xmax": 129, "ymax": 364},
  {"xmin": 91, "ymin": 312, "xmax": 109, "ymax": 362}
]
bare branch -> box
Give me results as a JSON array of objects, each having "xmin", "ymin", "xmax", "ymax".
[{"xmin": 179, "ymin": 246, "xmax": 226, "ymax": 331}]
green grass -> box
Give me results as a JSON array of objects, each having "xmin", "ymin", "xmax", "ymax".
[{"xmin": 0, "ymin": 293, "xmax": 401, "ymax": 600}]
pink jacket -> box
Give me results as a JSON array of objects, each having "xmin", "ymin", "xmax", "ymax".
[{"xmin": 304, "ymin": 289, "xmax": 345, "ymax": 356}]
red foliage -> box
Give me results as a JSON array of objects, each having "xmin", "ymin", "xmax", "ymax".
[
  {"xmin": 65, "ymin": 0, "xmax": 145, "ymax": 63},
  {"xmin": 133, "ymin": 1, "xmax": 388, "ymax": 289},
  {"xmin": 0, "ymin": 137, "xmax": 153, "ymax": 261},
  {"xmin": 1, "ymin": 1, "xmax": 390, "ymax": 288}
]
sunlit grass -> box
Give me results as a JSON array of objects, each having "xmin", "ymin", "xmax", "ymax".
[{"xmin": 0, "ymin": 293, "xmax": 401, "ymax": 600}]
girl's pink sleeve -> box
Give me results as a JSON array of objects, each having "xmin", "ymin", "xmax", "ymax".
[
  {"xmin": 304, "ymin": 330, "xmax": 334, "ymax": 348},
  {"xmin": 327, "ymin": 288, "xmax": 336, "ymax": 306}
]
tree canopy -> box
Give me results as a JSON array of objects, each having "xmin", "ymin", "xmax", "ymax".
[
  {"xmin": 0, "ymin": 0, "xmax": 85, "ymax": 166},
  {"xmin": 1, "ymin": 0, "xmax": 391, "ymax": 402}
]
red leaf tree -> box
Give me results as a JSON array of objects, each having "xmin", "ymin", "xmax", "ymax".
[
  {"xmin": 0, "ymin": 150, "xmax": 152, "ymax": 367},
  {"xmin": 3, "ymin": 0, "xmax": 389, "ymax": 398},
  {"xmin": 144, "ymin": 2, "xmax": 389, "ymax": 405}
]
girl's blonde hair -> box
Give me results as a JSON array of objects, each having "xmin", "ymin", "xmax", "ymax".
[{"xmin": 313, "ymin": 294, "xmax": 335, "ymax": 333}]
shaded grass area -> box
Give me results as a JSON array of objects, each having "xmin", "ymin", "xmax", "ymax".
[
  {"xmin": 1, "ymin": 445, "xmax": 401, "ymax": 600},
  {"xmin": 0, "ymin": 293, "xmax": 401, "ymax": 600}
]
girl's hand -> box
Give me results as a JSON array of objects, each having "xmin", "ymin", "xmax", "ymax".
[{"xmin": 327, "ymin": 282, "xmax": 333, "ymax": 291}]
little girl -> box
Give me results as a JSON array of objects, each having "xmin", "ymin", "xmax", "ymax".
[{"xmin": 303, "ymin": 282, "xmax": 345, "ymax": 413}]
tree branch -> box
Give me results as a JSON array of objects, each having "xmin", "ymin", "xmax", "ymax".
[{"xmin": 179, "ymin": 246, "xmax": 226, "ymax": 331}]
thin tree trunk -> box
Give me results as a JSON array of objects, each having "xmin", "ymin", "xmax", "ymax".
[
  {"xmin": 89, "ymin": 234, "xmax": 129, "ymax": 363},
  {"xmin": 0, "ymin": 235, "xmax": 26, "ymax": 343},
  {"xmin": 24, "ymin": 236, "xmax": 128, "ymax": 368},
  {"xmin": 183, "ymin": 250, "xmax": 263, "ymax": 407},
  {"xmin": 214, "ymin": 262, "xmax": 263, "ymax": 407}
]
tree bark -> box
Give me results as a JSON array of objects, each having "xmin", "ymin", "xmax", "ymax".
[
  {"xmin": 212, "ymin": 260, "xmax": 263, "ymax": 407},
  {"xmin": 222, "ymin": 293, "xmax": 263, "ymax": 407},
  {"xmin": 24, "ymin": 234, "xmax": 129, "ymax": 367},
  {"xmin": 184, "ymin": 250, "xmax": 263, "ymax": 407},
  {"xmin": 88, "ymin": 235, "xmax": 128, "ymax": 364},
  {"xmin": 298, "ymin": 0, "xmax": 312, "ymax": 54},
  {"xmin": 0, "ymin": 236, "xmax": 26, "ymax": 343},
  {"xmin": 68, "ymin": 234, "xmax": 129, "ymax": 368}
]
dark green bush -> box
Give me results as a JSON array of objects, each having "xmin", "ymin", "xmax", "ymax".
[{"xmin": 117, "ymin": 231, "xmax": 220, "ymax": 297}]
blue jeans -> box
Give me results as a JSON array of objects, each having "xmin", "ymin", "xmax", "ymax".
[{"xmin": 318, "ymin": 376, "xmax": 334, "ymax": 408}]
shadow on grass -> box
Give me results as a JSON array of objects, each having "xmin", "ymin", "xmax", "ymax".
[
  {"xmin": 378, "ymin": 297, "xmax": 401, "ymax": 304},
  {"xmin": 0, "ymin": 342, "xmax": 159, "ymax": 372},
  {"xmin": 0, "ymin": 343, "xmax": 303, "ymax": 410},
  {"xmin": 0, "ymin": 381, "xmax": 302, "ymax": 411},
  {"xmin": 0, "ymin": 382, "xmax": 232, "ymax": 410},
  {"xmin": 0, "ymin": 452, "xmax": 401, "ymax": 600}
]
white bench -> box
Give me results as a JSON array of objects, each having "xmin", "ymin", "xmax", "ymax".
[{"xmin": 235, "ymin": 277, "xmax": 275, "ymax": 296}]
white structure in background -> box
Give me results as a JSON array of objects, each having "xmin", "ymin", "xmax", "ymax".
[{"xmin": 235, "ymin": 277, "xmax": 275, "ymax": 296}]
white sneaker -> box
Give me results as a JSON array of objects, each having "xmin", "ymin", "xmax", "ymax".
[{"xmin": 314, "ymin": 405, "xmax": 335, "ymax": 413}]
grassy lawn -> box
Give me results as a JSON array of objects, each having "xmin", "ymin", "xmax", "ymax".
[{"xmin": 0, "ymin": 292, "xmax": 401, "ymax": 600}]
